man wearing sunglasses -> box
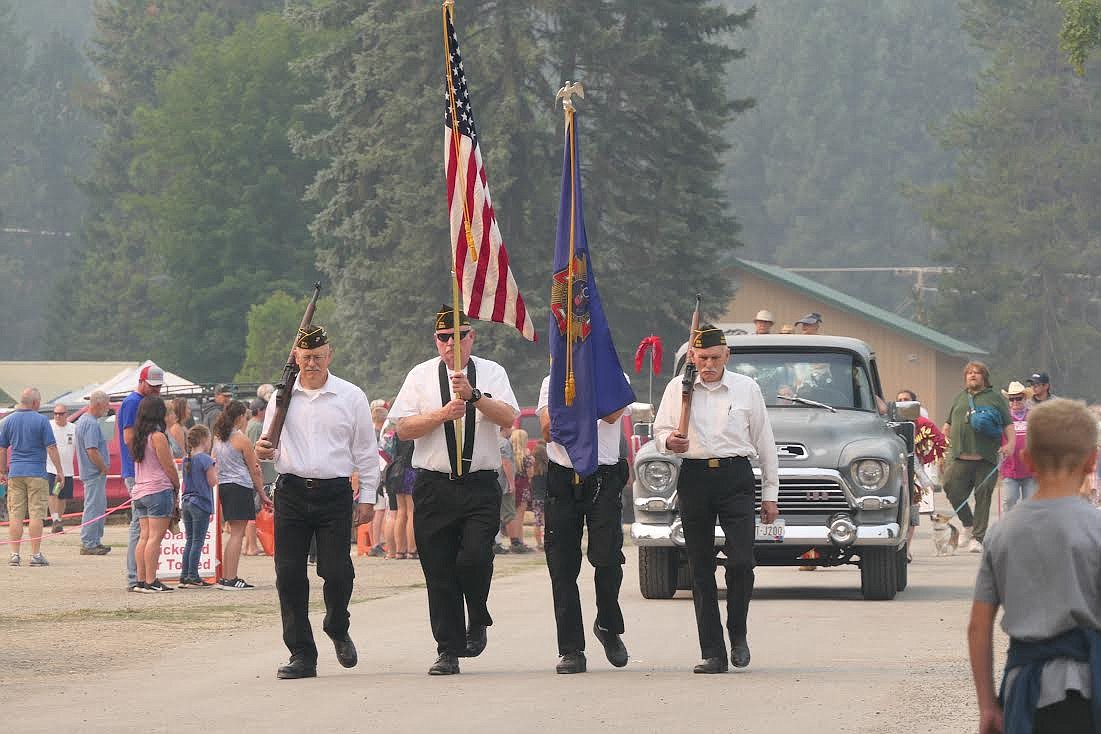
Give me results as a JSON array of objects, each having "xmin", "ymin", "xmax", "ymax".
[{"xmin": 388, "ymin": 306, "xmax": 520, "ymax": 676}]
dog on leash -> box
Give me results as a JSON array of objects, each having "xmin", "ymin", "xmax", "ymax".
[{"xmin": 930, "ymin": 512, "xmax": 960, "ymax": 556}]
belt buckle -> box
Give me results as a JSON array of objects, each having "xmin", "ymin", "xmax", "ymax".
[
  {"xmin": 708, "ymin": 458, "xmax": 720, "ymax": 469},
  {"xmin": 304, "ymin": 478, "xmax": 316, "ymax": 489}
]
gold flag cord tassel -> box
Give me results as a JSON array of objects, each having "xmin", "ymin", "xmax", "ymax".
[
  {"xmin": 442, "ymin": 1, "xmax": 477, "ymax": 263},
  {"xmin": 564, "ymin": 103, "xmax": 577, "ymax": 406}
]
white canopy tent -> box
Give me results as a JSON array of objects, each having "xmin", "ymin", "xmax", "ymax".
[{"xmin": 79, "ymin": 360, "xmax": 201, "ymax": 401}]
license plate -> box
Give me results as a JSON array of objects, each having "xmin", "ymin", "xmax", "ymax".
[{"xmin": 755, "ymin": 519, "xmax": 785, "ymax": 542}]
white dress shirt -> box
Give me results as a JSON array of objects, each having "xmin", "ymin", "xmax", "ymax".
[
  {"xmin": 261, "ymin": 372, "xmax": 380, "ymax": 503},
  {"xmin": 536, "ymin": 375, "xmax": 622, "ymax": 468},
  {"xmin": 653, "ymin": 369, "xmax": 780, "ymax": 502},
  {"xmin": 389, "ymin": 355, "xmax": 519, "ymax": 474}
]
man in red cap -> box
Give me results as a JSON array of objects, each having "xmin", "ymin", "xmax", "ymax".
[{"xmin": 120, "ymin": 363, "xmax": 164, "ymax": 591}]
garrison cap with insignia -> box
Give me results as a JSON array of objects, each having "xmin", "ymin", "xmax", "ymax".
[
  {"xmin": 296, "ymin": 325, "xmax": 329, "ymax": 350},
  {"xmin": 435, "ymin": 305, "xmax": 471, "ymax": 331},
  {"xmin": 692, "ymin": 323, "xmax": 727, "ymax": 349}
]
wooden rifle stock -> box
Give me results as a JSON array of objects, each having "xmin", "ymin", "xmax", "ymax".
[
  {"xmin": 262, "ymin": 282, "xmax": 322, "ymax": 449},
  {"xmin": 677, "ymin": 294, "xmax": 702, "ymax": 437}
]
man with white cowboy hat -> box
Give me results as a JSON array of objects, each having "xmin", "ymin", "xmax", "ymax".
[
  {"xmin": 752, "ymin": 310, "xmax": 774, "ymax": 335},
  {"xmin": 1000, "ymin": 380, "xmax": 1035, "ymax": 512}
]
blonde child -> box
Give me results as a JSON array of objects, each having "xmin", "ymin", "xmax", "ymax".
[{"xmin": 969, "ymin": 399, "xmax": 1101, "ymax": 733}]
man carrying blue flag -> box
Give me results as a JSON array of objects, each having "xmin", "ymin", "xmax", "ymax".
[{"xmin": 540, "ymin": 85, "xmax": 636, "ymax": 674}]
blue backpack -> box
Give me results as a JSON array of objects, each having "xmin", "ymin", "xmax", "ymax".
[{"xmin": 967, "ymin": 394, "xmax": 1004, "ymax": 439}]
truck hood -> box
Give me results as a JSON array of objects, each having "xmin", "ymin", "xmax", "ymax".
[{"xmin": 767, "ymin": 408, "xmax": 898, "ymax": 468}]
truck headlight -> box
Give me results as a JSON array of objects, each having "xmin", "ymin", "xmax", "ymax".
[
  {"xmin": 851, "ymin": 459, "xmax": 889, "ymax": 492},
  {"xmin": 641, "ymin": 460, "xmax": 675, "ymax": 497}
]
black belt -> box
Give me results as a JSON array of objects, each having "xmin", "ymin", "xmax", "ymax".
[
  {"xmin": 281, "ymin": 474, "xmax": 350, "ymax": 489},
  {"xmin": 548, "ymin": 460, "xmax": 623, "ymax": 476},
  {"xmin": 420, "ymin": 469, "xmax": 497, "ymax": 484},
  {"xmin": 681, "ymin": 457, "xmax": 750, "ymax": 470}
]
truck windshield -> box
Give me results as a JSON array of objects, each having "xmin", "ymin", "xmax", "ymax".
[{"xmin": 726, "ymin": 351, "xmax": 876, "ymax": 411}]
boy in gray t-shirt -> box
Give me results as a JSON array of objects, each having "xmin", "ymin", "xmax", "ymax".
[{"xmin": 970, "ymin": 399, "xmax": 1101, "ymax": 734}]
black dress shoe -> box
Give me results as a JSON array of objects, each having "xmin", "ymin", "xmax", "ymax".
[
  {"xmin": 463, "ymin": 625, "xmax": 487, "ymax": 658},
  {"xmin": 332, "ymin": 635, "xmax": 358, "ymax": 668},
  {"xmin": 555, "ymin": 651, "xmax": 587, "ymax": 674},
  {"xmin": 592, "ymin": 622, "xmax": 629, "ymax": 668},
  {"xmin": 693, "ymin": 656, "xmax": 729, "ymax": 674},
  {"xmin": 276, "ymin": 657, "xmax": 317, "ymax": 679},
  {"xmin": 428, "ymin": 653, "xmax": 460, "ymax": 676},
  {"xmin": 731, "ymin": 637, "xmax": 751, "ymax": 669}
]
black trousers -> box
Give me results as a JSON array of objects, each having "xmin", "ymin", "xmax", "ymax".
[
  {"xmin": 413, "ymin": 470, "xmax": 501, "ymax": 656},
  {"xmin": 273, "ymin": 475, "xmax": 355, "ymax": 664},
  {"xmin": 1034, "ymin": 690, "xmax": 1094, "ymax": 733},
  {"xmin": 544, "ymin": 459, "xmax": 628, "ymax": 656},
  {"xmin": 677, "ymin": 457, "xmax": 756, "ymax": 660}
]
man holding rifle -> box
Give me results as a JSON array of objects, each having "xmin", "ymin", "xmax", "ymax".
[
  {"xmin": 388, "ymin": 306, "xmax": 519, "ymax": 676},
  {"xmin": 255, "ymin": 325, "xmax": 380, "ymax": 680},
  {"xmin": 652, "ymin": 324, "xmax": 780, "ymax": 674}
]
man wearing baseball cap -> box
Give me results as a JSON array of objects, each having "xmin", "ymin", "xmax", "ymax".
[
  {"xmin": 795, "ymin": 312, "xmax": 823, "ymax": 335},
  {"xmin": 203, "ymin": 383, "xmax": 235, "ymax": 429},
  {"xmin": 1027, "ymin": 372, "xmax": 1053, "ymax": 404},
  {"xmin": 120, "ymin": 362, "xmax": 164, "ymax": 591}
]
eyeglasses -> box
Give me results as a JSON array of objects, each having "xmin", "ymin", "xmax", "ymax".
[
  {"xmin": 435, "ymin": 331, "xmax": 471, "ymax": 343},
  {"xmin": 1009, "ymin": 396, "xmax": 1025, "ymax": 402}
]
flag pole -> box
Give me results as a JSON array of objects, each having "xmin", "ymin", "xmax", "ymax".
[
  {"xmin": 556, "ymin": 81, "xmax": 585, "ymax": 406},
  {"xmin": 443, "ymin": 0, "xmax": 466, "ymax": 473}
]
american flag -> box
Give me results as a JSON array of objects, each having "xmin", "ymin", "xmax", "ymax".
[{"xmin": 444, "ymin": 10, "xmax": 536, "ymax": 341}]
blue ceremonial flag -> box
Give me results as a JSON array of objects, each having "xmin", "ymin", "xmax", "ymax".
[{"xmin": 548, "ymin": 106, "xmax": 635, "ymax": 478}]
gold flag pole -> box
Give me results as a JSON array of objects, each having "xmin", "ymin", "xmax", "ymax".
[
  {"xmin": 555, "ymin": 81, "xmax": 584, "ymax": 406},
  {"xmin": 443, "ymin": 0, "xmax": 478, "ymax": 264},
  {"xmin": 443, "ymin": 0, "xmax": 468, "ymax": 473}
]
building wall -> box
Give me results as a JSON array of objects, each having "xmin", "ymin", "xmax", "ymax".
[{"xmin": 723, "ymin": 271, "xmax": 955, "ymax": 420}]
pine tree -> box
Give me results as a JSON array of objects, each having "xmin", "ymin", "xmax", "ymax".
[{"xmin": 920, "ymin": 0, "xmax": 1101, "ymax": 396}]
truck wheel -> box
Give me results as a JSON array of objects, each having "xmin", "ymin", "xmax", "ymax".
[
  {"xmin": 676, "ymin": 556, "xmax": 693, "ymax": 591},
  {"xmin": 895, "ymin": 543, "xmax": 908, "ymax": 592},
  {"xmin": 638, "ymin": 546, "xmax": 678, "ymax": 599},
  {"xmin": 860, "ymin": 547, "xmax": 898, "ymax": 601}
]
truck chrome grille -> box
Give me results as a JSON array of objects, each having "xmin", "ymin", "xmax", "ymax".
[{"xmin": 754, "ymin": 478, "xmax": 849, "ymax": 514}]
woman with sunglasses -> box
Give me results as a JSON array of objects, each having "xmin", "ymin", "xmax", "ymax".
[{"xmin": 1000, "ymin": 381, "xmax": 1036, "ymax": 512}]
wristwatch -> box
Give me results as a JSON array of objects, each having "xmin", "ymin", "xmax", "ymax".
[{"xmin": 467, "ymin": 388, "xmax": 483, "ymax": 404}]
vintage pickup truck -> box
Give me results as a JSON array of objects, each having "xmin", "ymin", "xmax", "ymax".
[{"xmin": 630, "ymin": 335, "xmax": 918, "ymax": 601}]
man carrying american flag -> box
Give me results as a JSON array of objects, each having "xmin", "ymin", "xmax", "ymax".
[{"xmin": 382, "ymin": 2, "xmax": 533, "ymax": 678}]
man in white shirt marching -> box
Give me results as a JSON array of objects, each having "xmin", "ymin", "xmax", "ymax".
[
  {"xmin": 389, "ymin": 307, "xmax": 519, "ymax": 676},
  {"xmin": 537, "ymin": 373, "xmax": 631, "ymax": 674},
  {"xmin": 653, "ymin": 324, "xmax": 780, "ymax": 674},
  {"xmin": 256, "ymin": 326, "xmax": 380, "ymax": 680}
]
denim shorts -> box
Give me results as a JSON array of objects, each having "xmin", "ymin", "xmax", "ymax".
[{"xmin": 133, "ymin": 489, "xmax": 175, "ymax": 519}]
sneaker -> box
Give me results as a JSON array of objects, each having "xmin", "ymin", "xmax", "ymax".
[
  {"xmin": 192, "ymin": 577, "xmax": 216, "ymax": 588},
  {"xmin": 127, "ymin": 582, "xmax": 141, "ymax": 592},
  {"xmin": 368, "ymin": 544, "xmax": 386, "ymax": 558},
  {"xmin": 968, "ymin": 539, "xmax": 983, "ymax": 553},
  {"xmin": 177, "ymin": 577, "xmax": 197, "ymax": 588},
  {"xmin": 9, "ymin": 553, "xmax": 20, "ymax": 566},
  {"xmin": 51, "ymin": 522, "xmax": 64, "ymax": 534},
  {"xmin": 80, "ymin": 545, "xmax": 111, "ymax": 556},
  {"xmin": 217, "ymin": 577, "xmax": 254, "ymax": 590},
  {"xmin": 510, "ymin": 542, "xmax": 534, "ymax": 554},
  {"xmin": 29, "ymin": 553, "xmax": 49, "ymax": 567},
  {"xmin": 147, "ymin": 579, "xmax": 174, "ymax": 592},
  {"xmin": 493, "ymin": 543, "xmax": 509, "ymax": 555}
]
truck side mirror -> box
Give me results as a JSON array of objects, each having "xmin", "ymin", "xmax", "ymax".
[{"xmin": 888, "ymin": 400, "xmax": 921, "ymax": 422}]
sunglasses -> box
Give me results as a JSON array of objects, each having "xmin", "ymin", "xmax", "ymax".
[
  {"xmin": 1009, "ymin": 396, "xmax": 1024, "ymax": 402},
  {"xmin": 435, "ymin": 331, "xmax": 471, "ymax": 343}
]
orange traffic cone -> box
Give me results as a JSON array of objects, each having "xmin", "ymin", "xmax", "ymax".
[{"xmin": 356, "ymin": 523, "xmax": 373, "ymax": 556}]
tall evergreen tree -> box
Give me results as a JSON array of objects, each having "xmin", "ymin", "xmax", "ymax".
[
  {"xmin": 721, "ymin": 0, "xmax": 979, "ymax": 313},
  {"xmin": 125, "ymin": 14, "xmax": 324, "ymax": 380},
  {"xmin": 919, "ymin": 0, "xmax": 1101, "ymax": 397},
  {"xmin": 546, "ymin": 0, "xmax": 749, "ymax": 372},
  {"xmin": 292, "ymin": 0, "xmax": 748, "ymax": 400},
  {"xmin": 57, "ymin": 0, "xmax": 285, "ymax": 364}
]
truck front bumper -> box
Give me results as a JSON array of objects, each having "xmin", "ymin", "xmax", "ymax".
[{"xmin": 631, "ymin": 519, "xmax": 901, "ymax": 547}]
